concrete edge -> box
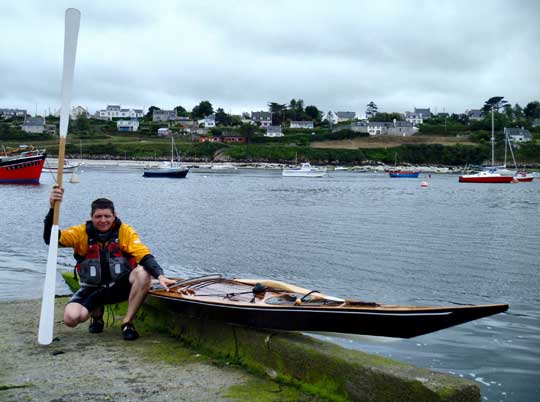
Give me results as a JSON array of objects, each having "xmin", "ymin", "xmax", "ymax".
[{"xmin": 62, "ymin": 272, "xmax": 481, "ymax": 402}]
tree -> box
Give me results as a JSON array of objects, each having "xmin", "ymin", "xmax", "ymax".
[
  {"xmin": 145, "ymin": 106, "xmax": 160, "ymax": 119},
  {"xmin": 174, "ymin": 105, "xmax": 188, "ymax": 117},
  {"xmin": 305, "ymin": 105, "xmax": 322, "ymax": 122},
  {"xmin": 214, "ymin": 108, "xmax": 230, "ymax": 126},
  {"xmin": 482, "ymin": 96, "xmax": 508, "ymax": 113},
  {"xmin": 366, "ymin": 101, "xmax": 378, "ymax": 119},
  {"xmin": 513, "ymin": 103, "xmax": 524, "ymax": 121},
  {"xmin": 191, "ymin": 101, "xmax": 214, "ymax": 119},
  {"xmin": 268, "ymin": 102, "xmax": 287, "ymax": 125},
  {"xmin": 524, "ymin": 101, "xmax": 540, "ymax": 119},
  {"xmin": 373, "ymin": 112, "xmax": 403, "ymax": 122}
]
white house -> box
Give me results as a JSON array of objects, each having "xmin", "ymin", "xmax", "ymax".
[
  {"xmin": 325, "ymin": 111, "xmax": 339, "ymax": 126},
  {"xmin": 466, "ymin": 109, "xmax": 484, "ymax": 121},
  {"xmin": 290, "ymin": 121, "xmax": 314, "ymax": 129},
  {"xmin": 251, "ymin": 111, "xmax": 272, "ymax": 127},
  {"xmin": 153, "ymin": 110, "xmax": 177, "ymax": 122},
  {"xmin": 405, "ymin": 108, "xmax": 431, "ymax": 125},
  {"xmin": 367, "ymin": 120, "xmax": 416, "ymax": 136},
  {"xmin": 336, "ymin": 111, "xmax": 356, "ymax": 122},
  {"xmin": 157, "ymin": 127, "xmax": 172, "ymax": 136},
  {"xmin": 116, "ymin": 119, "xmax": 139, "ymax": 132},
  {"xmin": 96, "ymin": 105, "xmax": 144, "ymax": 120},
  {"xmin": 71, "ymin": 105, "xmax": 89, "ymax": 119},
  {"xmin": 0, "ymin": 108, "xmax": 27, "ymax": 118},
  {"xmin": 265, "ymin": 125, "xmax": 283, "ymax": 137},
  {"xmin": 198, "ymin": 115, "xmax": 216, "ymax": 128},
  {"xmin": 504, "ymin": 127, "xmax": 532, "ymax": 142},
  {"xmin": 21, "ymin": 116, "xmax": 45, "ymax": 133}
]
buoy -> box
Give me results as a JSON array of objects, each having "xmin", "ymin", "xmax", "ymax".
[
  {"xmin": 69, "ymin": 173, "xmax": 80, "ymax": 184},
  {"xmin": 421, "ymin": 181, "xmax": 429, "ymax": 187}
]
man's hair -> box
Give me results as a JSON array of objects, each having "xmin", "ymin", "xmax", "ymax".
[{"xmin": 91, "ymin": 198, "xmax": 115, "ymax": 216}]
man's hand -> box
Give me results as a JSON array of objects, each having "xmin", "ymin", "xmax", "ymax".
[
  {"xmin": 157, "ymin": 275, "xmax": 177, "ymax": 292},
  {"xmin": 50, "ymin": 185, "xmax": 64, "ymax": 208}
]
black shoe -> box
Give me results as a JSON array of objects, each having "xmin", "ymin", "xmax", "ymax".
[
  {"xmin": 89, "ymin": 306, "xmax": 104, "ymax": 334},
  {"xmin": 121, "ymin": 322, "xmax": 139, "ymax": 341}
]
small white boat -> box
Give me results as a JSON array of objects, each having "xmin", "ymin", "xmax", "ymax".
[
  {"xmin": 282, "ymin": 162, "xmax": 326, "ymax": 177},
  {"xmin": 42, "ymin": 160, "xmax": 81, "ymax": 173}
]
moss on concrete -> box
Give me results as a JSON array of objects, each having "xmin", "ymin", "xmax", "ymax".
[{"xmin": 60, "ymin": 271, "xmax": 481, "ymax": 402}]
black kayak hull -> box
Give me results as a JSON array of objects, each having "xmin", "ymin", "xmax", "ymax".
[{"xmin": 148, "ymin": 292, "xmax": 508, "ymax": 338}]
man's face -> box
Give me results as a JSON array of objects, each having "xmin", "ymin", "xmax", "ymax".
[{"xmin": 91, "ymin": 208, "xmax": 115, "ymax": 232}]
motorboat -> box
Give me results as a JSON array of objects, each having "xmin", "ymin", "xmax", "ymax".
[{"xmin": 282, "ymin": 162, "xmax": 326, "ymax": 177}]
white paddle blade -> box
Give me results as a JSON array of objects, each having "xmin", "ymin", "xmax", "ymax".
[
  {"xmin": 59, "ymin": 8, "xmax": 81, "ymax": 138},
  {"xmin": 38, "ymin": 226, "xmax": 60, "ymax": 345}
]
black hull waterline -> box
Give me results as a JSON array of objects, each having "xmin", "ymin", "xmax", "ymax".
[
  {"xmin": 143, "ymin": 168, "xmax": 189, "ymax": 178},
  {"xmin": 148, "ymin": 293, "xmax": 508, "ymax": 338}
]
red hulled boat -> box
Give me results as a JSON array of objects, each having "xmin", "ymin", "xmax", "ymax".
[
  {"xmin": 0, "ymin": 147, "xmax": 47, "ymax": 184},
  {"xmin": 458, "ymin": 171, "xmax": 514, "ymax": 183}
]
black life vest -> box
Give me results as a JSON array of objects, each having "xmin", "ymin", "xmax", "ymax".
[{"xmin": 75, "ymin": 220, "xmax": 137, "ymax": 287}]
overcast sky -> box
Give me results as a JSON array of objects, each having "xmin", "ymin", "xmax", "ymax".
[{"xmin": 1, "ymin": 0, "xmax": 539, "ymax": 117}]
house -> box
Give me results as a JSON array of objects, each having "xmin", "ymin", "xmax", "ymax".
[
  {"xmin": 251, "ymin": 111, "xmax": 272, "ymax": 127},
  {"xmin": 157, "ymin": 127, "xmax": 172, "ymax": 136},
  {"xmin": 504, "ymin": 127, "xmax": 532, "ymax": 142},
  {"xmin": 466, "ymin": 109, "xmax": 484, "ymax": 121},
  {"xmin": 336, "ymin": 111, "xmax": 356, "ymax": 122},
  {"xmin": 348, "ymin": 121, "xmax": 369, "ymax": 133},
  {"xmin": 325, "ymin": 111, "xmax": 339, "ymax": 126},
  {"xmin": 96, "ymin": 105, "xmax": 144, "ymax": 120},
  {"xmin": 531, "ymin": 119, "xmax": 540, "ymax": 128},
  {"xmin": 367, "ymin": 120, "xmax": 415, "ymax": 136},
  {"xmin": 266, "ymin": 125, "xmax": 283, "ymax": 137},
  {"xmin": 71, "ymin": 105, "xmax": 89, "ymax": 119},
  {"xmin": 198, "ymin": 115, "xmax": 216, "ymax": 128},
  {"xmin": 290, "ymin": 121, "xmax": 314, "ymax": 129},
  {"xmin": 153, "ymin": 110, "xmax": 177, "ymax": 122},
  {"xmin": 0, "ymin": 108, "xmax": 27, "ymax": 118},
  {"xmin": 116, "ymin": 119, "xmax": 139, "ymax": 132},
  {"xmin": 405, "ymin": 108, "xmax": 431, "ymax": 125},
  {"xmin": 21, "ymin": 116, "xmax": 45, "ymax": 133},
  {"xmin": 44, "ymin": 124, "xmax": 57, "ymax": 135}
]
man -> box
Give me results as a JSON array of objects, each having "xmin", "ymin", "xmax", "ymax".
[{"xmin": 44, "ymin": 186, "xmax": 176, "ymax": 340}]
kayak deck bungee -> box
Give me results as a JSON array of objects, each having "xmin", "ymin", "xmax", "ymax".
[{"xmin": 148, "ymin": 275, "xmax": 508, "ymax": 338}]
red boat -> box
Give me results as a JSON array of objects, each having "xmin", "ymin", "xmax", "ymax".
[
  {"xmin": 514, "ymin": 172, "xmax": 534, "ymax": 182},
  {"xmin": 0, "ymin": 147, "xmax": 47, "ymax": 184},
  {"xmin": 459, "ymin": 171, "xmax": 514, "ymax": 183}
]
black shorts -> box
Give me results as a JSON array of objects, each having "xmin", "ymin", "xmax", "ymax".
[{"xmin": 68, "ymin": 273, "xmax": 132, "ymax": 313}]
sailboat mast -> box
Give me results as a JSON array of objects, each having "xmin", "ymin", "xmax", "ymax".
[
  {"xmin": 491, "ymin": 105, "xmax": 495, "ymax": 166},
  {"xmin": 171, "ymin": 135, "xmax": 174, "ymax": 164}
]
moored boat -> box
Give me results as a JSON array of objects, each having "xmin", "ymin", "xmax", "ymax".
[
  {"xmin": 459, "ymin": 171, "xmax": 514, "ymax": 183},
  {"xmin": 514, "ymin": 171, "xmax": 534, "ymax": 182},
  {"xmin": 282, "ymin": 162, "xmax": 326, "ymax": 177},
  {"xmin": 388, "ymin": 170, "xmax": 420, "ymax": 178},
  {"xmin": 143, "ymin": 136, "xmax": 189, "ymax": 178},
  {"xmin": 0, "ymin": 146, "xmax": 47, "ymax": 184},
  {"xmin": 42, "ymin": 160, "xmax": 81, "ymax": 173},
  {"xmin": 148, "ymin": 275, "xmax": 509, "ymax": 339}
]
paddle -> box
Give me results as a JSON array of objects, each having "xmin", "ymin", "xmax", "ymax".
[{"xmin": 38, "ymin": 8, "xmax": 81, "ymax": 345}]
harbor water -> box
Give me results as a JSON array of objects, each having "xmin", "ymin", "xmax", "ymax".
[{"xmin": 1, "ymin": 165, "xmax": 539, "ymax": 402}]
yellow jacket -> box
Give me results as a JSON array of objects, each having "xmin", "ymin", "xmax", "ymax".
[{"xmin": 59, "ymin": 222, "xmax": 152, "ymax": 264}]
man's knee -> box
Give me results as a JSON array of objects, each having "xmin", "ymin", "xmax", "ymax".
[
  {"xmin": 131, "ymin": 266, "xmax": 151, "ymax": 290},
  {"xmin": 64, "ymin": 303, "xmax": 89, "ymax": 327}
]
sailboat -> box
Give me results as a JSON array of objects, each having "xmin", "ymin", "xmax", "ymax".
[
  {"xmin": 143, "ymin": 136, "xmax": 189, "ymax": 178},
  {"xmin": 506, "ymin": 134, "xmax": 534, "ymax": 182},
  {"xmin": 459, "ymin": 107, "xmax": 514, "ymax": 183}
]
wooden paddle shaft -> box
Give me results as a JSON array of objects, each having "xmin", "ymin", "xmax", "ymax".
[{"xmin": 53, "ymin": 137, "xmax": 66, "ymax": 225}]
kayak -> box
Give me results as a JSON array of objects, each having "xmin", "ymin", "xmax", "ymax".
[{"xmin": 148, "ymin": 275, "xmax": 508, "ymax": 338}]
